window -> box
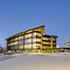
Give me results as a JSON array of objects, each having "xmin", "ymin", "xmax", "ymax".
[
  {"xmin": 19, "ymin": 36, "xmax": 23, "ymax": 39},
  {"xmin": 25, "ymin": 34, "xmax": 32, "ymax": 38},
  {"xmin": 19, "ymin": 39, "xmax": 23, "ymax": 45},
  {"xmin": 19, "ymin": 45, "xmax": 23, "ymax": 49},
  {"xmin": 14, "ymin": 37, "xmax": 19, "ymax": 41},
  {"xmin": 14, "ymin": 41, "xmax": 18, "ymax": 45},
  {"xmin": 33, "ymin": 38, "xmax": 36, "ymax": 42},
  {"xmin": 25, "ymin": 39, "xmax": 32, "ymax": 44},
  {"xmin": 33, "ymin": 44, "xmax": 36, "ymax": 49},
  {"xmin": 24, "ymin": 45, "xmax": 32, "ymax": 49}
]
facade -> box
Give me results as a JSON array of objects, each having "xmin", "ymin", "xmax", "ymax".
[
  {"xmin": 64, "ymin": 41, "xmax": 70, "ymax": 46},
  {"xmin": 0, "ymin": 47, "xmax": 3, "ymax": 53},
  {"xmin": 55, "ymin": 48, "xmax": 70, "ymax": 52},
  {"xmin": 42, "ymin": 35, "xmax": 57, "ymax": 53},
  {"xmin": 6, "ymin": 25, "xmax": 57, "ymax": 53}
]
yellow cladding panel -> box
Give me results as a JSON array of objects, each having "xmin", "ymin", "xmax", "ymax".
[
  {"xmin": 51, "ymin": 37, "xmax": 56, "ymax": 41},
  {"xmin": 25, "ymin": 34, "xmax": 32, "ymax": 38},
  {"xmin": 8, "ymin": 43, "xmax": 13, "ymax": 46},
  {"xmin": 36, "ymin": 44, "xmax": 41, "ymax": 48},
  {"xmin": 33, "ymin": 32, "xmax": 42, "ymax": 37},
  {"xmin": 41, "ymin": 27, "xmax": 45, "ymax": 34},
  {"xmin": 34, "ymin": 27, "xmax": 45, "ymax": 33},
  {"xmin": 42, "ymin": 47, "xmax": 46, "ymax": 49},
  {"xmin": 42, "ymin": 42, "xmax": 51, "ymax": 44},
  {"xmin": 53, "ymin": 42, "xmax": 56, "ymax": 45},
  {"xmin": 8, "ymin": 43, "xmax": 11, "ymax": 46},
  {"xmin": 36, "ymin": 38, "xmax": 41, "ymax": 42},
  {"xmin": 8, "ymin": 41, "xmax": 18, "ymax": 46},
  {"xmin": 19, "ymin": 36, "xmax": 23, "ymax": 39},
  {"xmin": 42, "ymin": 37, "xmax": 50, "ymax": 40},
  {"xmin": 46, "ymin": 47, "xmax": 53, "ymax": 49},
  {"xmin": 34, "ymin": 27, "xmax": 42, "ymax": 32},
  {"xmin": 14, "ymin": 42, "xmax": 18, "ymax": 45},
  {"xmin": 52, "ymin": 38, "xmax": 56, "ymax": 41},
  {"xmin": 25, "ymin": 30, "xmax": 33, "ymax": 33},
  {"xmin": 42, "ymin": 46, "xmax": 53, "ymax": 49},
  {"xmin": 14, "ymin": 37, "xmax": 19, "ymax": 41},
  {"xmin": 36, "ymin": 33, "xmax": 42, "ymax": 37},
  {"xmin": 22, "ymin": 32, "xmax": 25, "ymax": 35}
]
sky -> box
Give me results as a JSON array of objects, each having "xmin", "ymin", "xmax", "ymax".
[{"xmin": 0, "ymin": 0, "xmax": 70, "ymax": 48}]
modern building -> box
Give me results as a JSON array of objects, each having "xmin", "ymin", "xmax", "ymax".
[
  {"xmin": 6, "ymin": 25, "xmax": 58, "ymax": 53},
  {"xmin": 42, "ymin": 35, "xmax": 57, "ymax": 53},
  {"xmin": 64, "ymin": 41, "xmax": 70, "ymax": 46}
]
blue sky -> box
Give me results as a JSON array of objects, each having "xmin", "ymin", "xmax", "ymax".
[{"xmin": 0, "ymin": 0, "xmax": 70, "ymax": 48}]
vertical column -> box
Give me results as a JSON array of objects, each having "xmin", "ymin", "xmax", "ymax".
[{"xmin": 50, "ymin": 36, "xmax": 53, "ymax": 53}]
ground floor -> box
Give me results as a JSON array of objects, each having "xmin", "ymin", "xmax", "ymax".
[
  {"xmin": 5, "ymin": 48, "xmax": 70, "ymax": 55},
  {"xmin": 6, "ymin": 49, "xmax": 56, "ymax": 54}
]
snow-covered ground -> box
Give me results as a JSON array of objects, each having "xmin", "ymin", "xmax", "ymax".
[{"xmin": 0, "ymin": 53, "xmax": 70, "ymax": 70}]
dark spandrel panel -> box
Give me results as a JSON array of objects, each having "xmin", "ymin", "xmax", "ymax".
[{"xmin": 42, "ymin": 40, "xmax": 51, "ymax": 42}]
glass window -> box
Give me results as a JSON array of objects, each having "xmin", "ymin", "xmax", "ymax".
[
  {"xmin": 26, "ymin": 30, "xmax": 32, "ymax": 33},
  {"xmin": 19, "ymin": 39, "xmax": 23, "ymax": 45},
  {"xmin": 33, "ymin": 32, "xmax": 36, "ymax": 36},
  {"xmin": 14, "ymin": 37, "xmax": 19, "ymax": 41},
  {"xmin": 28, "ymin": 44, "xmax": 32, "ymax": 49},
  {"xmin": 19, "ymin": 45, "xmax": 23, "ymax": 49},
  {"xmin": 25, "ymin": 38, "xmax": 32, "ymax": 44},
  {"xmin": 24, "ymin": 45, "xmax": 29, "ymax": 49},
  {"xmin": 25, "ymin": 34, "xmax": 32, "ymax": 38},
  {"xmin": 25, "ymin": 34, "xmax": 28, "ymax": 38},
  {"xmin": 34, "ymin": 28, "xmax": 42, "ymax": 32},
  {"xmin": 13, "ymin": 45, "xmax": 18, "ymax": 50},
  {"xmin": 19, "ymin": 36, "xmax": 23, "ymax": 39},
  {"xmin": 14, "ymin": 41, "xmax": 18, "ymax": 45},
  {"xmin": 33, "ymin": 44, "xmax": 36, "ymax": 49},
  {"xmin": 10, "ymin": 43, "xmax": 14, "ymax": 46},
  {"xmin": 33, "ymin": 38, "xmax": 36, "ymax": 42}
]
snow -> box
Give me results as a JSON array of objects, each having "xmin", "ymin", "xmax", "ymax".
[{"xmin": 0, "ymin": 53, "xmax": 70, "ymax": 70}]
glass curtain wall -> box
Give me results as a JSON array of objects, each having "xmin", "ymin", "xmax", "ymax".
[{"xmin": 7, "ymin": 25, "xmax": 45, "ymax": 52}]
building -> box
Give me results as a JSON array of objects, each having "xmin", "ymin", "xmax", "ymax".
[
  {"xmin": 6, "ymin": 25, "xmax": 57, "ymax": 53},
  {"xmin": 42, "ymin": 35, "xmax": 57, "ymax": 53},
  {"xmin": 0, "ymin": 47, "xmax": 3, "ymax": 53},
  {"xmin": 64, "ymin": 41, "xmax": 70, "ymax": 46}
]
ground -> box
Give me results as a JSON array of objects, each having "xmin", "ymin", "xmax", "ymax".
[{"xmin": 0, "ymin": 53, "xmax": 70, "ymax": 70}]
